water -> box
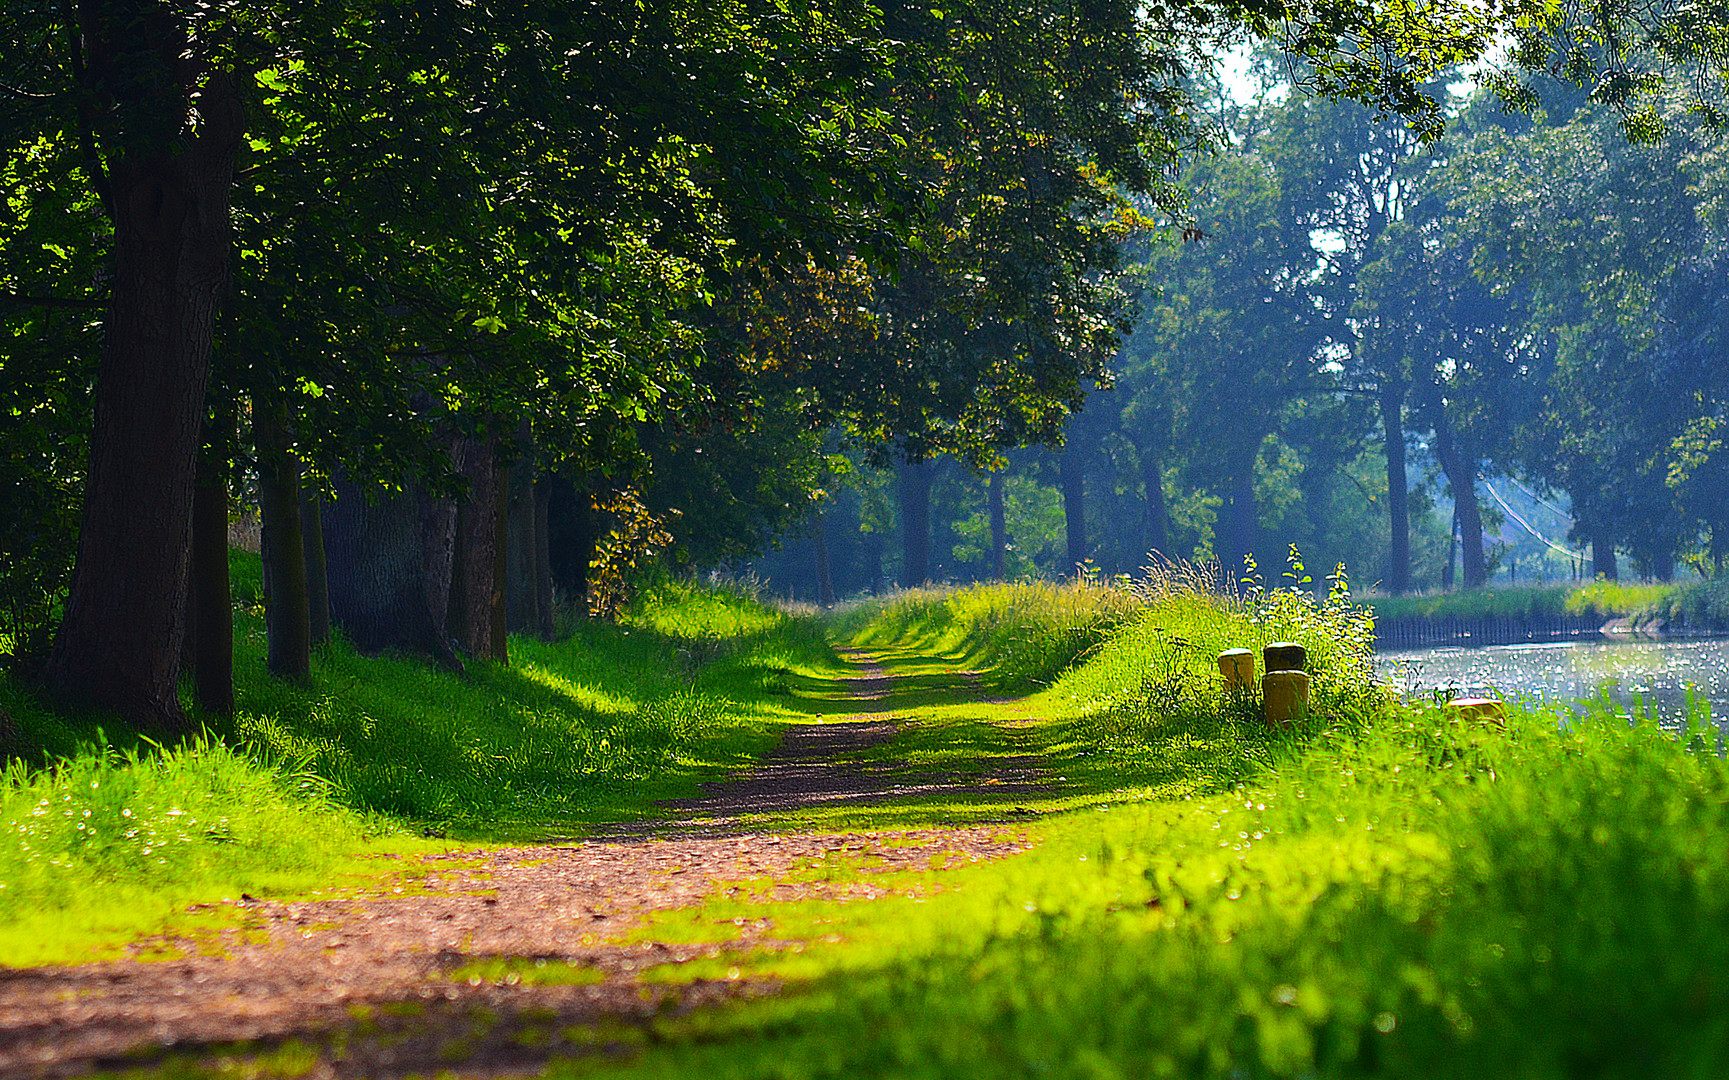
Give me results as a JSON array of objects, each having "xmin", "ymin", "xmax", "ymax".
[{"xmin": 1377, "ymin": 637, "xmax": 1729, "ymax": 730}]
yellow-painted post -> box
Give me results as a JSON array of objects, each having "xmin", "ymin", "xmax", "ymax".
[
  {"xmin": 1218, "ymin": 648, "xmax": 1255, "ymax": 692},
  {"xmin": 1445, "ymin": 696, "xmax": 1508, "ymax": 728},
  {"xmin": 1263, "ymin": 641, "xmax": 1307, "ymax": 673},
  {"xmin": 1263, "ymin": 669, "xmax": 1310, "ymax": 727}
]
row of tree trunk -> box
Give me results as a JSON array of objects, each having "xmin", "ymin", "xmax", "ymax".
[{"xmin": 176, "ymin": 417, "xmax": 570, "ymax": 721}]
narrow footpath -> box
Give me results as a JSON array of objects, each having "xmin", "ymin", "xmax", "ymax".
[{"xmin": 0, "ymin": 648, "xmax": 1043, "ymax": 1079}]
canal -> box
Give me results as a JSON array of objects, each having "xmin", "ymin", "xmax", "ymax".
[{"xmin": 1376, "ymin": 637, "xmax": 1729, "ymax": 730}]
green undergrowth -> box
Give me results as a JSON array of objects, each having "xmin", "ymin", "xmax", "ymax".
[
  {"xmin": 553, "ymin": 572, "xmax": 1729, "ymax": 1078},
  {"xmin": 589, "ymin": 701, "xmax": 1729, "ymax": 1079},
  {"xmin": 833, "ymin": 580, "xmax": 1140, "ymax": 690},
  {"xmin": 0, "ymin": 731, "xmax": 384, "ymax": 966},
  {"xmin": 1634, "ymin": 577, "xmax": 1729, "ymax": 632},
  {"xmin": 0, "ymin": 563, "xmax": 835, "ymax": 964},
  {"xmin": 1365, "ymin": 580, "xmax": 1672, "ymax": 623}
]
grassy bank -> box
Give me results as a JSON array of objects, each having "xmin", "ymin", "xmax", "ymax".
[
  {"xmin": 1364, "ymin": 579, "xmax": 1673, "ymax": 623},
  {"xmin": 0, "ymin": 564, "xmax": 836, "ymax": 964},
  {"xmin": 832, "ymin": 579, "xmax": 1140, "ymax": 689},
  {"xmin": 1633, "ymin": 577, "xmax": 1729, "ymax": 632},
  {"xmin": 584, "ymin": 575, "xmax": 1729, "ymax": 1079}
]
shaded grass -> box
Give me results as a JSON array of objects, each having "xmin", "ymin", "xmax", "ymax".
[{"xmin": 0, "ymin": 562, "xmax": 841, "ymax": 963}]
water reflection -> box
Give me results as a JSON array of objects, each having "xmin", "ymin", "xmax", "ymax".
[{"xmin": 1376, "ymin": 637, "xmax": 1729, "ymax": 730}]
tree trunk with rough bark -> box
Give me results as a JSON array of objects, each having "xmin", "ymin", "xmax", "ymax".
[
  {"xmin": 1060, "ymin": 441, "xmax": 1087, "ymax": 573},
  {"xmin": 188, "ymin": 445, "xmax": 232, "ymax": 716},
  {"xmin": 988, "ymin": 471, "xmax": 1007, "ymax": 580},
  {"xmin": 256, "ymin": 391, "xmax": 310, "ymax": 680},
  {"xmin": 1381, "ymin": 383, "xmax": 1411, "ymax": 595},
  {"xmin": 532, "ymin": 481, "xmax": 554, "ymax": 637},
  {"xmin": 1432, "ymin": 408, "xmax": 1487, "ymax": 589},
  {"xmin": 1138, "ymin": 444, "xmax": 1169, "ymax": 564},
  {"xmin": 507, "ymin": 470, "xmax": 541, "ymax": 634},
  {"xmin": 1220, "ymin": 450, "xmax": 1258, "ymax": 580},
  {"xmin": 42, "ymin": 47, "xmax": 244, "ymax": 733},
  {"xmin": 302, "ymin": 492, "xmax": 330, "ymax": 648},
  {"xmin": 448, "ymin": 437, "xmax": 507, "ymax": 662},
  {"xmin": 898, "ymin": 457, "xmax": 932, "ymax": 587},
  {"xmin": 323, "ymin": 479, "xmax": 463, "ymax": 670},
  {"xmin": 813, "ymin": 514, "xmax": 836, "ymax": 605},
  {"xmin": 1592, "ymin": 536, "xmax": 1619, "ymax": 581}
]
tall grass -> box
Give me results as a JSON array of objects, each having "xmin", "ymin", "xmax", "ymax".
[
  {"xmin": 0, "ymin": 563, "xmax": 838, "ymax": 963},
  {"xmin": 1365, "ymin": 580, "xmax": 1672, "ymax": 622},
  {"xmin": 602, "ymin": 607, "xmax": 1729, "ymax": 1079},
  {"xmin": 0, "ymin": 733, "xmax": 369, "ymax": 964},
  {"xmin": 835, "ymin": 579, "xmax": 1141, "ymax": 689},
  {"xmin": 1635, "ymin": 577, "xmax": 1729, "ymax": 632}
]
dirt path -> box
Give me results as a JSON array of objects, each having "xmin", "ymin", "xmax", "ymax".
[{"xmin": 0, "ymin": 650, "xmax": 1035, "ymax": 1079}]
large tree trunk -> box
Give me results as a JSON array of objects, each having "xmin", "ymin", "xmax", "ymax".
[
  {"xmin": 302, "ymin": 492, "xmax": 330, "ymax": 648},
  {"xmin": 813, "ymin": 513, "xmax": 837, "ymax": 605},
  {"xmin": 898, "ymin": 457, "xmax": 932, "ymax": 587},
  {"xmin": 1432, "ymin": 407, "xmax": 1487, "ymax": 588},
  {"xmin": 532, "ymin": 481, "xmax": 555, "ymax": 637},
  {"xmin": 1138, "ymin": 444, "xmax": 1169, "ymax": 563},
  {"xmin": 1220, "ymin": 448, "xmax": 1258, "ymax": 580},
  {"xmin": 188, "ymin": 440, "xmax": 233, "ymax": 716},
  {"xmin": 864, "ymin": 529, "xmax": 885, "ymax": 595},
  {"xmin": 1381, "ymin": 383, "xmax": 1411, "ymax": 595},
  {"xmin": 547, "ymin": 475, "xmax": 600, "ymax": 614},
  {"xmin": 1060, "ymin": 440, "xmax": 1087, "ymax": 573},
  {"xmin": 447, "ymin": 437, "xmax": 508, "ymax": 662},
  {"xmin": 989, "ymin": 471, "xmax": 1008, "ymax": 580},
  {"xmin": 324, "ymin": 479, "xmax": 463, "ymax": 670},
  {"xmin": 256, "ymin": 391, "xmax": 310, "ymax": 680},
  {"xmin": 42, "ymin": 48, "xmax": 244, "ymax": 732},
  {"xmin": 506, "ymin": 470, "xmax": 541, "ymax": 633},
  {"xmin": 1592, "ymin": 535, "xmax": 1619, "ymax": 581}
]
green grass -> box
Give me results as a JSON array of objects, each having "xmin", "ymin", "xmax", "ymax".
[
  {"xmin": 1634, "ymin": 577, "xmax": 1729, "ymax": 632},
  {"xmin": 0, "ymin": 560, "xmax": 842, "ymax": 964},
  {"xmin": 564, "ymin": 576, "xmax": 1729, "ymax": 1080},
  {"xmin": 832, "ymin": 579, "xmax": 1141, "ymax": 689},
  {"xmin": 1364, "ymin": 580, "xmax": 1674, "ymax": 622},
  {"xmin": 591, "ymin": 698, "xmax": 1729, "ymax": 1080}
]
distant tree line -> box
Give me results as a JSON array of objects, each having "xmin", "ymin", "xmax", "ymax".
[
  {"xmin": 5, "ymin": 0, "xmax": 1726, "ymax": 731},
  {"xmin": 756, "ymin": 62, "xmax": 1729, "ymax": 601}
]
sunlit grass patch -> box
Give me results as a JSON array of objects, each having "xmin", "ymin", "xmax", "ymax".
[
  {"xmin": 834, "ymin": 579, "xmax": 1140, "ymax": 689},
  {"xmin": 586, "ymin": 696, "xmax": 1729, "ymax": 1079},
  {"xmin": 0, "ymin": 562, "xmax": 842, "ymax": 962},
  {"xmin": 445, "ymin": 955, "xmax": 608, "ymax": 987},
  {"xmin": 0, "ymin": 733, "xmax": 373, "ymax": 966}
]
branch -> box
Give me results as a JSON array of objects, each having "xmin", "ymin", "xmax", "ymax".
[{"xmin": 0, "ymin": 81, "xmax": 58, "ymax": 101}]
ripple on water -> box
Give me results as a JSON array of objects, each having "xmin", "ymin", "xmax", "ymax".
[{"xmin": 1377, "ymin": 637, "xmax": 1729, "ymax": 731}]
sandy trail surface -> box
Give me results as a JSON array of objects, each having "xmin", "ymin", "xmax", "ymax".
[{"xmin": 0, "ymin": 652, "xmax": 1035, "ymax": 1078}]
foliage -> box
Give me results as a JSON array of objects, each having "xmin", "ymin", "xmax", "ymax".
[
  {"xmin": 1636, "ymin": 578, "xmax": 1729, "ymax": 631},
  {"xmin": 588, "ymin": 489, "xmax": 681, "ymax": 621}
]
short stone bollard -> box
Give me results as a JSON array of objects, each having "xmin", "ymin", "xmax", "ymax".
[
  {"xmin": 1217, "ymin": 648, "xmax": 1256, "ymax": 692},
  {"xmin": 1263, "ymin": 669, "xmax": 1310, "ymax": 727},
  {"xmin": 1445, "ymin": 696, "xmax": 1508, "ymax": 728},
  {"xmin": 1263, "ymin": 641, "xmax": 1307, "ymax": 674}
]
